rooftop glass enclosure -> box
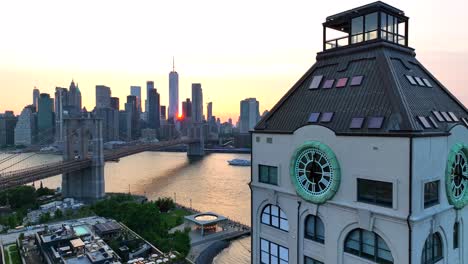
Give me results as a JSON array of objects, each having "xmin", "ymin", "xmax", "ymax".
[{"xmin": 323, "ymin": 1, "xmax": 409, "ymax": 50}]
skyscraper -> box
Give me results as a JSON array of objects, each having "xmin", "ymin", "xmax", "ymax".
[
  {"xmin": 239, "ymin": 98, "xmax": 260, "ymax": 133},
  {"xmin": 54, "ymin": 87, "xmax": 68, "ymax": 143},
  {"xmin": 182, "ymin": 98, "xmax": 192, "ymax": 119},
  {"xmin": 207, "ymin": 102, "xmax": 213, "ymax": 122},
  {"xmin": 37, "ymin": 93, "xmax": 54, "ymax": 142},
  {"xmin": 95, "ymin": 85, "xmax": 111, "ymax": 109},
  {"xmin": 15, "ymin": 105, "xmax": 37, "ymax": 146},
  {"xmin": 160, "ymin": 105, "xmax": 166, "ymax": 121},
  {"xmin": 68, "ymin": 80, "xmax": 82, "ymax": 114},
  {"xmin": 0, "ymin": 111, "xmax": 17, "ymax": 147},
  {"xmin": 110, "ymin": 97, "xmax": 120, "ymax": 111},
  {"xmin": 125, "ymin": 95, "xmax": 140, "ymax": 140},
  {"xmin": 169, "ymin": 58, "xmax": 179, "ymax": 121},
  {"xmin": 95, "ymin": 86, "xmax": 119, "ymax": 142},
  {"xmin": 191, "ymin": 83, "xmax": 203, "ymax": 123},
  {"xmin": 33, "ymin": 87, "xmax": 40, "ymax": 111},
  {"xmin": 130, "ymin": 86, "xmax": 142, "ymax": 113},
  {"xmin": 146, "ymin": 81, "xmax": 154, "ymax": 113},
  {"xmin": 147, "ymin": 89, "xmax": 161, "ymax": 129}
]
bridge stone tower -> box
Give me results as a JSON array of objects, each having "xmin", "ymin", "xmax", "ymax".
[
  {"xmin": 187, "ymin": 123, "xmax": 206, "ymax": 156},
  {"xmin": 62, "ymin": 117, "xmax": 105, "ymax": 202}
]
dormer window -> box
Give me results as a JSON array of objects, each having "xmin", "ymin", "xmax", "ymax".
[{"xmin": 323, "ymin": 2, "xmax": 408, "ymax": 50}]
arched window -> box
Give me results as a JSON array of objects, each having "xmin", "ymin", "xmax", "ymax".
[
  {"xmin": 304, "ymin": 215, "xmax": 325, "ymax": 243},
  {"xmin": 344, "ymin": 228, "xmax": 394, "ymax": 264},
  {"xmin": 261, "ymin": 204, "xmax": 289, "ymax": 231},
  {"xmin": 422, "ymin": 232, "xmax": 443, "ymax": 264}
]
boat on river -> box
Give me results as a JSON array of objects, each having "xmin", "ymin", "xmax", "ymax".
[{"xmin": 227, "ymin": 159, "xmax": 251, "ymax": 166}]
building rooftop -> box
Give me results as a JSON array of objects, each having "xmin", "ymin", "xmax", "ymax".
[{"xmin": 255, "ymin": 5, "xmax": 467, "ymax": 136}]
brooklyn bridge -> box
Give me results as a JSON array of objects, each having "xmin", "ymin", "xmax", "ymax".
[{"xmin": 0, "ymin": 117, "xmax": 205, "ymax": 201}]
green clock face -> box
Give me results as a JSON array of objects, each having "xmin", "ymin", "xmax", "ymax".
[
  {"xmin": 446, "ymin": 143, "xmax": 468, "ymax": 209},
  {"xmin": 290, "ymin": 141, "xmax": 341, "ymax": 204}
]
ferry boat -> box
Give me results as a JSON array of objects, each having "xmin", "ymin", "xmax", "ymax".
[{"xmin": 227, "ymin": 159, "xmax": 251, "ymax": 166}]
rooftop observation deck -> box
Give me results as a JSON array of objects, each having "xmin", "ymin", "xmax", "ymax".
[{"xmin": 322, "ymin": 1, "xmax": 409, "ymax": 51}]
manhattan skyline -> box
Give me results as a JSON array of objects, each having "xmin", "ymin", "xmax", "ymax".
[{"xmin": 1, "ymin": 0, "xmax": 468, "ymax": 122}]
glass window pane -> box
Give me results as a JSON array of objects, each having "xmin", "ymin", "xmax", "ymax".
[
  {"xmin": 280, "ymin": 219, "xmax": 289, "ymax": 231},
  {"xmin": 365, "ymin": 31, "xmax": 377, "ymax": 41},
  {"xmin": 350, "ymin": 117, "xmax": 365, "ymax": 129},
  {"xmin": 381, "ymin": 12, "xmax": 387, "ymax": 30},
  {"xmin": 352, "ymin": 16, "xmax": 364, "ymax": 35},
  {"xmin": 316, "ymin": 218, "xmax": 324, "ymax": 239},
  {"xmin": 272, "ymin": 216, "xmax": 279, "ymax": 227},
  {"xmin": 279, "ymin": 247, "xmax": 288, "ymax": 260},
  {"xmin": 345, "ymin": 230, "xmax": 360, "ymax": 253},
  {"xmin": 362, "ymin": 231, "xmax": 375, "ymax": 256},
  {"xmin": 280, "ymin": 261, "xmax": 288, "ymax": 264},
  {"xmin": 388, "ymin": 15, "xmax": 394, "ymax": 33},
  {"xmin": 309, "ymin": 75, "xmax": 323, "ymax": 90},
  {"xmin": 320, "ymin": 112, "xmax": 334, "ymax": 123},
  {"xmin": 271, "ymin": 257, "xmax": 278, "ymax": 264},
  {"xmin": 322, "ymin": 79, "xmax": 335, "ymax": 89},
  {"xmin": 271, "ymin": 206, "xmax": 279, "ymax": 216},
  {"xmin": 308, "ymin": 112, "xmax": 320, "ymax": 123},
  {"xmin": 270, "ymin": 167, "xmax": 278, "ymax": 185},
  {"xmin": 350, "ymin": 75, "xmax": 363, "ymax": 86},
  {"xmin": 398, "ymin": 21, "xmax": 406, "ymax": 36},
  {"xmin": 262, "ymin": 213, "xmax": 270, "ymax": 225},
  {"xmin": 270, "ymin": 243, "xmax": 278, "ymax": 256},
  {"xmin": 260, "ymin": 165, "xmax": 269, "ymax": 183},
  {"xmin": 336, "ymin": 78, "xmax": 348, "ymax": 88},
  {"xmin": 368, "ymin": 116, "xmax": 384, "ymax": 129},
  {"xmin": 365, "ymin": 12, "xmax": 378, "ymax": 31},
  {"xmin": 261, "ymin": 252, "xmax": 269, "ymax": 263},
  {"xmin": 261, "ymin": 239, "xmax": 269, "ymax": 251}
]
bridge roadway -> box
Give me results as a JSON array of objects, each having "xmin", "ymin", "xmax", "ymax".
[{"xmin": 0, "ymin": 139, "xmax": 197, "ymax": 190}]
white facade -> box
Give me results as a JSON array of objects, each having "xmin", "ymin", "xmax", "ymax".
[{"xmin": 251, "ymin": 124, "xmax": 468, "ymax": 264}]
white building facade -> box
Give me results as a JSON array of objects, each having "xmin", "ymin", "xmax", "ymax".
[{"xmin": 251, "ymin": 2, "xmax": 468, "ymax": 264}]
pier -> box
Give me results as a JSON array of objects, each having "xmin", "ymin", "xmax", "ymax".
[{"xmin": 172, "ymin": 203, "xmax": 250, "ymax": 263}]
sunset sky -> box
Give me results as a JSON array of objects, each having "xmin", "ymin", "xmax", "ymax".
[{"xmin": 1, "ymin": 0, "xmax": 468, "ymax": 122}]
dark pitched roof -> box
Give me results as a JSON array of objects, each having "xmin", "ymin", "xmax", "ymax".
[{"xmin": 255, "ymin": 41, "xmax": 468, "ymax": 136}]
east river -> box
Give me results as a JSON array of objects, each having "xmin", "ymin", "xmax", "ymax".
[{"xmin": 0, "ymin": 152, "xmax": 251, "ymax": 263}]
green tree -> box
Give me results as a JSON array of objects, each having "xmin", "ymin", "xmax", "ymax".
[
  {"xmin": 54, "ymin": 209, "xmax": 63, "ymax": 219},
  {"xmin": 155, "ymin": 197, "xmax": 175, "ymax": 213}
]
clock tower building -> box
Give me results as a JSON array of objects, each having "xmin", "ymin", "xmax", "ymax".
[{"xmin": 251, "ymin": 2, "xmax": 468, "ymax": 264}]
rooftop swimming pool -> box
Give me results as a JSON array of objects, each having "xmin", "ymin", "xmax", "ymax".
[{"xmin": 73, "ymin": 226, "xmax": 89, "ymax": 236}]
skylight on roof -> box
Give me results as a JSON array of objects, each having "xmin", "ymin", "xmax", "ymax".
[
  {"xmin": 432, "ymin": 111, "xmax": 444, "ymax": 122},
  {"xmin": 417, "ymin": 116, "xmax": 431, "ymax": 129},
  {"xmin": 462, "ymin": 118, "xmax": 468, "ymax": 127},
  {"xmin": 336, "ymin": 78, "xmax": 348, "ymax": 88},
  {"xmin": 405, "ymin": 75, "xmax": 417, "ymax": 85},
  {"xmin": 414, "ymin": 77, "xmax": 425, "ymax": 86},
  {"xmin": 449, "ymin": 112, "xmax": 459, "ymax": 122},
  {"xmin": 441, "ymin": 112, "xmax": 453, "ymax": 122},
  {"xmin": 309, "ymin": 75, "xmax": 324, "ymax": 90},
  {"xmin": 350, "ymin": 76, "xmax": 363, "ymax": 86},
  {"xmin": 308, "ymin": 113, "xmax": 320, "ymax": 123},
  {"xmin": 350, "ymin": 117, "xmax": 365, "ymax": 129},
  {"xmin": 322, "ymin": 79, "xmax": 335, "ymax": 89},
  {"xmin": 320, "ymin": 112, "xmax": 334, "ymax": 123},
  {"xmin": 428, "ymin": 116, "xmax": 439, "ymax": 128},
  {"xmin": 423, "ymin": 78, "xmax": 432, "ymax": 87},
  {"xmin": 368, "ymin": 117, "xmax": 384, "ymax": 129}
]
